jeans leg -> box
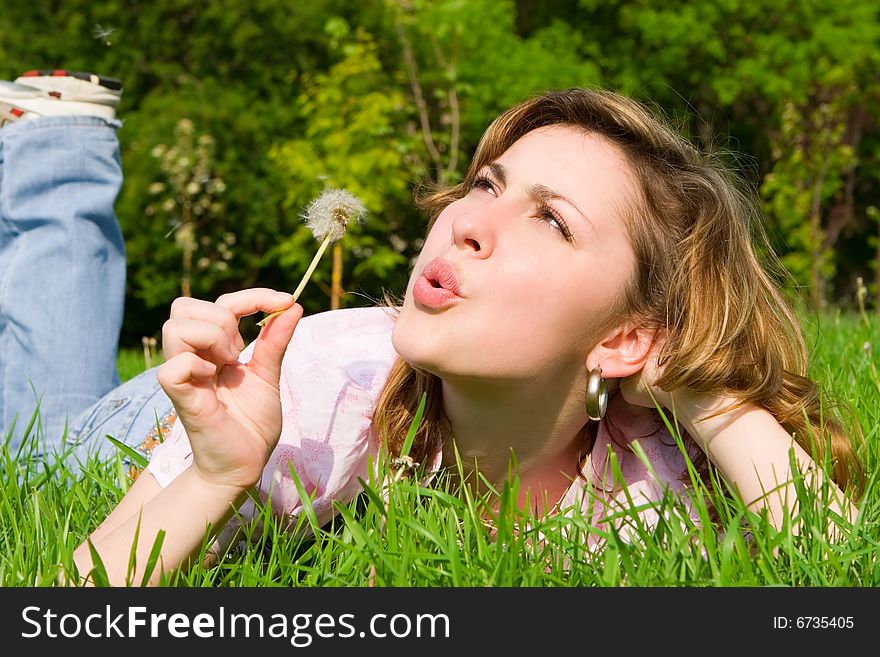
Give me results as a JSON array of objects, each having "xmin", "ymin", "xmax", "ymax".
[
  {"xmin": 0, "ymin": 116, "xmax": 125, "ymax": 453},
  {"xmin": 65, "ymin": 365, "xmax": 176, "ymax": 465}
]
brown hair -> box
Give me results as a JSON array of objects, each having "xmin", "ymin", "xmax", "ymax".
[{"xmin": 371, "ymin": 88, "xmax": 865, "ymax": 501}]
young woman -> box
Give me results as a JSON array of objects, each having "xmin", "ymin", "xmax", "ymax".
[{"xmin": 4, "ymin": 81, "xmax": 858, "ymax": 585}]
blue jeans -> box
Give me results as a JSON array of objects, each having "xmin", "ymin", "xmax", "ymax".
[
  {"xmin": 66, "ymin": 364, "xmax": 176, "ymax": 464},
  {"xmin": 0, "ymin": 115, "xmax": 173, "ymax": 460}
]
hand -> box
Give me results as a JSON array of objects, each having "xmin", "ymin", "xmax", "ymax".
[
  {"xmin": 617, "ymin": 337, "xmax": 737, "ymax": 431},
  {"xmin": 156, "ymin": 288, "xmax": 302, "ymax": 491},
  {"xmin": 617, "ymin": 336, "xmax": 673, "ymax": 411}
]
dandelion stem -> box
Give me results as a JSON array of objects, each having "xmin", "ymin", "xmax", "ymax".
[
  {"xmin": 293, "ymin": 232, "xmax": 333, "ymax": 301},
  {"xmin": 256, "ymin": 188, "xmax": 365, "ymax": 327},
  {"xmin": 256, "ymin": 232, "xmax": 333, "ymax": 327}
]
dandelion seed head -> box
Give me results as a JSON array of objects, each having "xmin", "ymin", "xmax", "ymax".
[
  {"xmin": 92, "ymin": 23, "xmax": 117, "ymax": 46},
  {"xmin": 302, "ymin": 189, "xmax": 367, "ymax": 242}
]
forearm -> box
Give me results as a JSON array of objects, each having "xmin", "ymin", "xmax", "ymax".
[
  {"xmin": 672, "ymin": 393, "xmax": 856, "ymax": 534},
  {"xmin": 73, "ymin": 468, "xmax": 246, "ymax": 586}
]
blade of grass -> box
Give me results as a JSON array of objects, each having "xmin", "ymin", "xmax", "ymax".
[
  {"xmin": 140, "ymin": 529, "xmax": 166, "ymax": 587},
  {"xmin": 399, "ymin": 391, "xmax": 426, "ymax": 459},
  {"xmin": 126, "ymin": 511, "xmax": 144, "ymax": 586},
  {"xmin": 106, "ymin": 435, "xmax": 149, "ymax": 469},
  {"xmin": 85, "ymin": 539, "xmax": 110, "ymax": 587},
  {"xmin": 287, "ymin": 462, "xmax": 321, "ymax": 535}
]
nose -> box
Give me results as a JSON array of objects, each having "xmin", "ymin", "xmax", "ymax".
[{"xmin": 450, "ymin": 198, "xmax": 506, "ymax": 259}]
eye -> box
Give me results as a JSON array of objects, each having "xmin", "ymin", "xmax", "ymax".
[
  {"xmin": 469, "ymin": 171, "xmax": 574, "ymax": 242},
  {"xmin": 470, "ymin": 174, "xmax": 495, "ymax": 194},
  {"xmin": 535, "ymin": 203, "xmax": 573, "ymax": 241}
]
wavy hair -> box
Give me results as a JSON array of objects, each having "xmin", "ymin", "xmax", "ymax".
[{"xmin": 371, "ymin": 88, "xmax": 865, "ymax": 501}]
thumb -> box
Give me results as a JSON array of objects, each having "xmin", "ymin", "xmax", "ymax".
[{"xmin": 248, "ymin": 303, "xmax": 304, "ymax": 386}]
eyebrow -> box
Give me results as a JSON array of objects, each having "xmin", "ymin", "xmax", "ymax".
[{"xmin": 487, "ymin": 161, "xmax": 597, "ymax": 235}]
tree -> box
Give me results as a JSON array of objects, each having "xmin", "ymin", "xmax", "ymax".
[{"xmin": 269, "ymin": 17, "xmax": 415, "ymax": 310}]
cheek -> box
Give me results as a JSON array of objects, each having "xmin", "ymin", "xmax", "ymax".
[
  {"xmin": 495, "ymin": 252, "xmax": 581, "ymax": 306},
  {"xmin": 423, "ymin": 207, "xmax": 455, "ymax": 245},
  {"xmin": 517, "ymin": 259, "xmax": 623, "ymax": 337}
]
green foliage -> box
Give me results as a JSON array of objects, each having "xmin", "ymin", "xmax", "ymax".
[
  {"xmin": 268, "ymin": 21, "xmax": 413, "ymax": 301},
  {"xmin": 2, "ymin": 0, "xmax": 880, "ymax": 337},
  {"xmin": 761, "ymin": 95, "xmax": 854, "ymax": 301},
  {"xmin": 400, "ymin": 0, "xmax": 600, "ymax": 154}
]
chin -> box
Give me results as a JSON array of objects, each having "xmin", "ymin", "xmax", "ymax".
[{"xmin": 390, "ymin": 318, "xmax": 443, "ymax": 373}]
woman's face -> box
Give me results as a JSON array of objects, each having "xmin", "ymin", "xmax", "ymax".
[{"xmin": 392, "ymin": 125, "xmax": 639, "ymax": 383}]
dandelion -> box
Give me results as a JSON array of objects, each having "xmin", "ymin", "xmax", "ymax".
[
  {"xmin": 92, "ymin": 23, "xmax": 116, "ymax": 47},
  {"xmin": 257, "ymin": 189, "xmax": 367, "ymax": 326}
]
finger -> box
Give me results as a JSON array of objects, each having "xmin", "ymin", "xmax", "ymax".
[
  {"xmin": 169, "ymin": 297, "xmax": 245, "ymax": 352},
  {"xmin": 156, "ymin": 353, "xmax": 222, "ymax": 423},
  {"xmin": 214, "ymin": 288, "xmax": 295, "ymax": 320},
  {"xmin": 162, "ymin": 318, "xmax": 241, "ymax": 364},
  {"xmin": 248, "ymin": 303, "xmax": 303, "ymax": 387}
]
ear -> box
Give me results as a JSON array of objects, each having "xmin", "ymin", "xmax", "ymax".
[{"xmin": 585, "ymin": 320, "xmax": 660, "ymax": 380}]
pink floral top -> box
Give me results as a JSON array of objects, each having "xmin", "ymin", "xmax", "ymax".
[{"xmin": 146, "ymin": 306, "xmax": 701, "ymax": 552}]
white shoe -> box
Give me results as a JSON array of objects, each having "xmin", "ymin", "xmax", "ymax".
[
  {"xmin": 0, "ymin": 69, "xmax": 122, "ymax": 122},
  {"xmin": 0, "ymin": 98, "xmax": 39, "ymax": 128},
  {"xmin": 15, "ymin": 69, "xmax": 122, "ymax": 107}
]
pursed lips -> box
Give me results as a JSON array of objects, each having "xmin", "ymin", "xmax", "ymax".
[{"xmin": 421, "ymin": 257, "xmax": 463, "ymax": 297}]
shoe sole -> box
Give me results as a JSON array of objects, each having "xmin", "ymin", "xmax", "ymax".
[{"xmin": 18, "ymin": 69, "xmax": 122, "ymax": 92}]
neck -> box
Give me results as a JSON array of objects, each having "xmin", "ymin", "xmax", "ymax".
[{"xmin": 437, "ymin": 367, "xmax": 590, "ymax": 515}]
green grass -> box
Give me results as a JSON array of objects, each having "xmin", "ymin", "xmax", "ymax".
[
  {"xmin": 117, "ymin": 343, "xmax": 163, "ymax": 382},
  {"xmin": 1, "ymin": 309, "xmax": 878, "ymax": 587}
]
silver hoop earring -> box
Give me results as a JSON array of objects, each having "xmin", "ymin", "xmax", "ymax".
[{"xmin": 585, "ymin": 366, "xmax": 608, "ymax": 421}]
